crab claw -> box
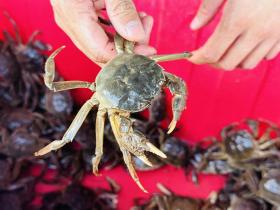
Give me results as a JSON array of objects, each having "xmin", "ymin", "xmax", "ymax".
[
  {"xmin": 138, "ymin": 155, "xmax": 153, "ymax": 167},
  {"xmin": 167, "ymin": 119, "xmax": 177, "ymax": 134},
  {"xmin": 146, "ymin": 142, "xmax": 167, "ymax": 158}
]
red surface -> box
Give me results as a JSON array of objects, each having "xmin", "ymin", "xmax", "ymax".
[{"xmin": 1, "ymin": 1, "xmax": 280, "ymax": 209}]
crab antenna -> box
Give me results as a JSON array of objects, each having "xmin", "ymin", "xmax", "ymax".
[{"xmin": 3, "ymin": 11, "xmax": 22, "ymax": 44}]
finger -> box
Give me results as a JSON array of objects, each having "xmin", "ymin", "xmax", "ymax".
[
  {"xmin": 52, "ymin": 0, "xmax": 116, "ymax": 63},
  {"xmin": 190, "ymin": 0, "xmax": 224, "ymax": 30},
  {"xmin": 240, "ymin": 39, "xmax": 277, "ymax": 69},
  {"xmin": 138, "ymin": 12, "xmax": 154, "ymax": 45},
  {"xmin": 105, "ymin": 0, "xmax": 146, "ymax": 42},
  {"xmin": 189, "ymin": 19, "xmax": 241, "ymax": 65},
  {"xmin": 214, "ymin": 31, "xmax": 260, "ymax": 70},
  {"xmin": 266, "ymin": 41, "xmax": 280, "ymax": 60}
]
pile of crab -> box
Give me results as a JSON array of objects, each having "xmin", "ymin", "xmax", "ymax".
[
  {"xmin": 0, "ymin": 13, "xmax": 191, "ymax": 210},
  {"xmin": 132, "ymin": 119, "xmax": 280, "ymax": 210},
  {"xmin": 2, "ymin": 13, "xmax": 280, "ymax": 210},
  {"xmin": 0, "ymin": 14, "xmax": 123, "ymax": 210}
]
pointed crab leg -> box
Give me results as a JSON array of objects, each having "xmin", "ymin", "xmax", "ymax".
[
  {"xmin": 114, "ymin": 34, "xmax": 124, "ymax": 54},
  {"xmin": 92, "ymin": 108, "xmax": 106, "ymax": 175},
  {"xmin": 35, "ymin": 96, "xmax": 98, "ymax": 156},
  {"xmin": 44, "ymin": 46, "xmax": 95, "ymax": 92},
  {"xmin": 150, "ymin": 52, "xmax": 192, "ymax": 62},
  {"xmin": 164, "ymin": 72, "xmax": 187, "ymax": 134},
  {"xmin": 108, "ymin": 111, "xmax": 148, "ymax": 193}
]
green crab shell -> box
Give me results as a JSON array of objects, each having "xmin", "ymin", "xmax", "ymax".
[{"xmin": 95, "ymin": 53, "xmax": 165, "ymax": 112}]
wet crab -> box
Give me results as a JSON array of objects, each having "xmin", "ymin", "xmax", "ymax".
[
  {"xmin": 35, "ymin": 34, "xmax": 190, "ymax": 191},
  {"xmin": 206, "ymin": 120, "xmax": 280, "ymax": 171},
  {"xmin": 243, "ymin": 169, "xmax": 280, "ymax": 208},
  {"xmin": 132, "ymin": 183, "xmax": 202, "ymax": 210},
  {"xmin": 2, "ymin": 13, "xmax": 50, "ymax": 109}
]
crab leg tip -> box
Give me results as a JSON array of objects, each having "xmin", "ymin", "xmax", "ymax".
[
  {"xmin": 34, "ymin": 149, "xmax": 47, "ymax": 157},
  {"xmin": 50, "ymin": 46, "xmax": 66, "ymax": 58},
  {"xmin": 137, "ymin": 182, "xmax": 148, "ymax": 193},
  {"xmin": 138, "ymin": 156, "xmax": 153, "ymax": 167},
  {"xmin": 167, "ymin": 120, "xmax": 177, "ymax": 134},
  {"xmin": 146, "ymin": 142, "xmax": 167, "ymax": 159}
]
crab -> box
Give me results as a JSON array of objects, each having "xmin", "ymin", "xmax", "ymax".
[
  {"xmin": 2, "ymin": 12, "xmax": 50, "ymax": 109},
  {"xmin": 243, "ymin": 169, "xmax": 280, "ymax": 208},
  {"xmin": 205, "ymin": 120, "xmax": 280, "ymax": 171},
  {"xmin": 132, "ymin": 183, "xmax": 202, "ymax": 210},
  {"xmin": 34, "ymin": 33, "xmax": 190, "ymax": 192}
]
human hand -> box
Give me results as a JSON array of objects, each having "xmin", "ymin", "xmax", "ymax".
[
  {"xmin": 50, "ymin": 0, "xmax": 156, "ymax": 66},
  {"xmin": 189, "ymin": 0, "xmax": 280, "ymax": 70}
]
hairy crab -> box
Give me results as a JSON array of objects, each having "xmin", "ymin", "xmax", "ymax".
[
  {"xmin": 244, "ymin": 169, "xmax": 280, "ymax": 208},
  {"xmin": 132, "ymin": 183, "xmax": 202, "ymax": 210},
  {"xmin": 35, "ymin": 33, "xmax": 190, "ymax": 192},
  {"xmin": 2, "ymin": 13, "xmax": 50, "ymax": 109},
  {"xmin": 199, "ymin": 120, "xmax": 280, "ymax": 172}
]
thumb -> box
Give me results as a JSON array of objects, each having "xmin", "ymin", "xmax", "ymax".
[
  {"xmin": 105, "ymin": 0, "xmax": 145, "ymax": 42},
  {"xmin": 190, "ymin": 0, "xmax": 224, "ymax": 30}
]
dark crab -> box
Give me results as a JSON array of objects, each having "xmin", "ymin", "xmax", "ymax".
[
  {"xmin": 2, "ymin": 13, "xmax": 50, "ymax": 109},
  {"xmin": 244, "ymin": 169, "xmax": 280, "ymax": 207},
  {"xmin": 205, "ymin": 120, "xmax": 280, "ymax": 171},
  {"xmin": 160, "ymin": 136, "xmax": 190, "ymax": 167},
  {"xmin": 0, "ymin": 177, "xmax": 36, "ymax": 210},
  {"xmin": 228, "ymin": 196, "xmax": 268, "ymax": 210},
  {"xmin": 132, "ymin": 183, "xmax": 203, "ymax": 210},
  {"xmin": 191, "ymin": 141, "xmax": 235, "ymax": 184},
  {"xmin": 0, "ymin": 127, "xmax": 49, "ymax": 159},
  {"xmin": 35, "ymin": 33, "xmax": 191, "ymax": 191},
  {"xmin": 40, "ymin": 177, "xmax": 119, "ymax": 210}
]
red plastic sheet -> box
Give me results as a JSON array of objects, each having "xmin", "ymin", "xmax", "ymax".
[{"xmin": 0, "ymin": 0, "xmax": 280, "ymax": 209}]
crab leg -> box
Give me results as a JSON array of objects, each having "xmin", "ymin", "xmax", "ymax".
[
  {"xmin": 45, "ymin": 46, "xmax": 95, "ymax": 92},
  {"xmin": 92, "ymin": 108, "xmax": 106, "ymax": 175},
  {"xmin": 118, "ymin": 114, "xmax": 167, "ymax": 159},
  {"xmin": 108, "ymin": 111, "xmax": 147, "ymax": 193},
  {"xmin": 4, "ymin": 12, "xmax": 22, "ymax": 44},
  {"xmin": 114, "ymin": 34, "xmax": 124, "ymax": 54},
  {"xmin": 259, "ymin": 137, "xmax": 280, "ymax": 150},
  {"xmin": 35, "ymin": 96, "xmax": 98, "ymax": 156},
  {"xmin": 27, "ymin": 30, "xmax": 40, "ymax": 46},
  {"xmin": 164, "ymin": 72, "xmax": 187, "ymax": 134},
  {"xmin": 150, "ymin": 52, "xmax": 192, "ymax": 62},
  {"xmin": 124, "ymin": 40, "xmax": 135, "ymax": 54}
]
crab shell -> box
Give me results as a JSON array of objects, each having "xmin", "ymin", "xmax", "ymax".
[{"xmin": 95, "ymin": 53, "xmax": 165, "ymax": 112}]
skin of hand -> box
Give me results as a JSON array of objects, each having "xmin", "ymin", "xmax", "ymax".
[
  {"xmin": 50, "ymin": 0, "xmax": 156, "ymax": 66},
  {"xmin": 189, "ymin": 0, "xmax": 280, "ymax": 70}
]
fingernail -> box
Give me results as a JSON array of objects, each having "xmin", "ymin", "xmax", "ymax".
[
  {"xmin": 125, "ymin": 20, "xmax": 145, "ymax": 38},
  {"xmin": 190, "ymin": 17, "xmax": 201, "ymax": 30}
]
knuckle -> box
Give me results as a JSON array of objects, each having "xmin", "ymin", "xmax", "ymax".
[{"xmin": 110, "ymin": 0, "xmax": 135, "ymax": 18}]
